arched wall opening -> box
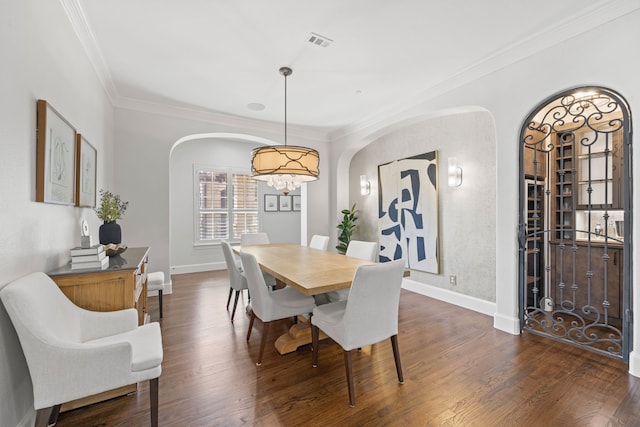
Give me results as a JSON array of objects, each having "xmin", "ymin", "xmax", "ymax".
[{"xmin": 169, "ymin": 133, "xmax": 304, "ymax": 275}]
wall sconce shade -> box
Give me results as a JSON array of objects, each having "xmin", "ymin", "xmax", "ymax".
[
  {"xmin": 448, "ymin": 157, "xmax": 462, "ymax": 187},
  {"xmin": 360, "ymin": 175, "xmax": 371, "ymax": 196}
]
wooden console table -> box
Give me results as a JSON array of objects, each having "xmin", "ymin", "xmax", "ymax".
[{"xmin": 47, "ymin": 246, "xmax": 150, "ymax": 411}]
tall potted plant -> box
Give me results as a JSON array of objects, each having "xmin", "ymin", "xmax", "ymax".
[
  {"xmin": 336, "ymin": 204, "xmax": 358, "ymax": 254},
  {"xmin": 95, "ymin": 189, "xmax": 129, "ymax": 245}
]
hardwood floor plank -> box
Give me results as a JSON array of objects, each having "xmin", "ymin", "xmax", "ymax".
[{"xmin": 54, "ymin": 270, "xmax": 640, "ymax": 426}]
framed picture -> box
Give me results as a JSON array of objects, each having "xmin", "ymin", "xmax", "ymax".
[
  {"xmin": 75, "ymin": 134, "xmax": 97, "ymax": 207},
  {"xmin": 292, "ymin": 195, "xmax": 301, "ymax": 211},
  {"xmin": 264, "ymin": 194, "xmax": 279, "ymax": 212},
  {"xmin": 279, "ymin": 195, "xmax": 292, "ymax": 211},
  {"xmin": 36, "ymin": 99, "xmax": 77, "ymax": 205}
]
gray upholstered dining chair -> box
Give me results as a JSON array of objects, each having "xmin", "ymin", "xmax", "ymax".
[
  {"xmin": 309, "ymin": 234, "xmax": 330, "ymax": 251},
  {"xmin": 311, "ymin": 259, "xmax": 405, "ymax": 407},
  {"xmin": 0, "ymin": 272, "xmax": 163, "ymax": 426},
  {"xmin": 240, "ymin": 251, "xmax": 316, "ymax": 366},
  {"xmin": 221, "ymin": 240, "xmax": 248, "ymax": 321},
  {"xmin": 326, "ymin": 240, "xmax": 378, "ymax": 302}
]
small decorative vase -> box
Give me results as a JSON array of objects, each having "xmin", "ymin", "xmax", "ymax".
[{"xmin": 99, "ymin": 221, "xmax": 122, "ymax": 245}]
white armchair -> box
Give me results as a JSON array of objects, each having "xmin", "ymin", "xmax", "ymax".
[
  {"xmin": 311, "ymin": 259, "xmax": 405, "ymax": 406},
  {"xmin": 0, "ymin": 272, "xmax": 163, "ymax": 427}
]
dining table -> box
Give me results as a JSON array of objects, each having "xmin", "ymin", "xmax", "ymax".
[{"xmin": 233, "ymin": 242, "xmax": 377, "ymax": 354}]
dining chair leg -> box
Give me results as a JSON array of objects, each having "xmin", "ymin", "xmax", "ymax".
[
  {"xmin": 150, "ymin": 377, "xmax": 159, "ymax": 427},
  {"xmin": 247, "ymin": 311, "xmax": 256, "ymax": 341},
  {"xmin": 48, "ymin": 404, "xmax": 61, "ymax": 426},
  {"xmin": 231, "ymin": 290, "xmax": 240, "ymax": 321},
  {"xmin": 312, "ymin": 324, "xmax": 319, "ymax": 367},
  {"xmin": 226, "ymin": 287, "xmax": 233, "ymax": 310},
  {"xmin": 344, "ymin": 350, "xmax": 356, "ymax": 407},
  {"xmin": 35, "ymin": 406, "xmax": 54, "ymax": 427},
  {"xmin": 390, "ymin": 335, "xmax": 404, "ymax": 384},
  {"xmin": 257, "ymin": 321, "xmax": 270, "ymax": 366}
]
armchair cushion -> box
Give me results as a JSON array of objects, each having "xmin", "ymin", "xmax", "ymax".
[{"xmin": 88, "ymin": 322, "xmax": 163, "ymax": 372}]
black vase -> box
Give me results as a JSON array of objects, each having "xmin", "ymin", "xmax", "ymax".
[{"xmin": 99, "ymin": 221, "xmax": 122, "ymax": 245}]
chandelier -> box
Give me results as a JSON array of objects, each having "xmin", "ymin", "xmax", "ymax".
[{"xmin": 251, "ymin": 67, "xmax": 319, "ymax": 194}]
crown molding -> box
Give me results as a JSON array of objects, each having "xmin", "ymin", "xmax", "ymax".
[
  {"xmin": 59, "ymin": 0, "xmax": 119, "ymax": 103},
  {"xmin": 116, "ymin": 96, "xmax": 331, "ymax": 143},
  {"xmin": 330, "ymin": 0, "xmax": 640, "ymax": 141}
]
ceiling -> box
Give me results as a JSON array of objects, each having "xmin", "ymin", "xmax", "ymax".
[{"xmin": 66, "ymin": 0, "xmax": 628, "ymax": 133}]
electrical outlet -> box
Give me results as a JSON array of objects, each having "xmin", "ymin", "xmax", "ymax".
[{"xmin": 449, "ymin": 275, "xmax": 457, "ymax": 285}]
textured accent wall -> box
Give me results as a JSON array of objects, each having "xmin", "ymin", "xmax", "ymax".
[{"xmin": 349, "ymin": 111, "xmax": 497, "ymax": 302}]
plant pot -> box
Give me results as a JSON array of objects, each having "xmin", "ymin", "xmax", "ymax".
[{"xmin": 99, "ymin": 221, "xmax": 122, "ymax": 245}]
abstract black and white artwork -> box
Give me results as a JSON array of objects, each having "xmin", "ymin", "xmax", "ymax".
[{"xmin": 378, "ymin": 151, "xmax": 439, "ymax": 273}]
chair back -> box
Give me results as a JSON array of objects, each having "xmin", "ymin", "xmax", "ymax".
[
  {"xmin": 221, "ymin": 241, "xmax": 247, "ymax": 291},
  {"xmin": 240, "ymin": 232, "xmax": 270, "ymax": 245},
  {"xmin": 309, "ymin": 235, "xmax": 329, "ymax": 251},
  {"xmin": 345, "ymin": 240, "xmax": 377, "ymax": 262},
  {"xmin": 0, "ymin": 272, "xmax": 82, "ymax": 346},
  {"xmin": 343, "ymin": 259, "xmax": 405, "ymax": 349},
  {"xmin": 239, "ymin": 251, "xmax": 273, "ymax": 320}
]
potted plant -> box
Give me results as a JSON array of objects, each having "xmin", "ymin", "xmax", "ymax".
[
  {"xmin": 336, "ymin": 203, "xmax": 358, "ymax": 254},
  {"xmin": 95, "ymin": 189, "xmax": 129, "ymax": 244}
]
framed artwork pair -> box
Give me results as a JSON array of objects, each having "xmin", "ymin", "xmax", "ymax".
[{"xmin": 36, "ymin": 100, "xmax": 97, "ymax": 207}]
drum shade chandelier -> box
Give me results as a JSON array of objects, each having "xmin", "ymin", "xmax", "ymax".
[{"xmin": 251, "ymin": 67, "xmax": 319, "ymax": 194}]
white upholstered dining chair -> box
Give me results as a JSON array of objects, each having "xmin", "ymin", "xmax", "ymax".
[
  {"xmin": 221, "ymin": 240, "xmax": 248, "ymax": 321},
  {"xmin": 240, "ymin": 232, "xmax": 270, "ymax": 245},
  {"xmin": 240, "ymin": 232, "xmax": 276, "ymax": 289},
  {"xmin": 240, "ymin": 251, "xmax": 316, "ymax": 366},
  {"xmin": 0, "ymin": 272, "xmax": 163, "ymax": 426},
  {"xmin": 309, "ymin": 234, "xmax": 330, "ymax": 251},
  {"xmin": 311, "ymin": 259, "xmax": 405, "ymax": 407},
  {"xmin": 326, "ymin": 240, "xmax": 378, "ymax": 302}
]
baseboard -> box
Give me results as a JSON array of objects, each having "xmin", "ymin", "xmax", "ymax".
[
  {"xmin": 170, "ymin": 262, "xmax": 226, "ymax": 275},
  {"xmin": 493, "ymin": 312, "xmax": 521, "ymax": 335},
  {"xmin": 629, "ymin": 350, "xmax": 640, "ymax": 378},
  {"xmin": 402, "ymin": 278, "xmax": 496, "ymax": 317}
]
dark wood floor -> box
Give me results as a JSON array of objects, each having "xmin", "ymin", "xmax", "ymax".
[{"xmin": 56, "ymin": 270, "xmax": 640, "ymax": 426}]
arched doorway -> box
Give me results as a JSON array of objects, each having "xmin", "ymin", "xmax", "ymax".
[{"xmin": 518, "ymin": 86, "xmax": 633, "ymax": 360}]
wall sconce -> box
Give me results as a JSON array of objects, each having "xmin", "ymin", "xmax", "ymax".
[
  {"xmin": 360, "ymin": 175, "xmax": 371, "ymax": 196},
  {"xmin": 448, "ymin": 157, "xmax": 462, "ymax": 187}
]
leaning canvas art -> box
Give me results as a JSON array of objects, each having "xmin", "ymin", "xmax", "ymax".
[{"xmin": 378, "ymin": 151, "xmax": 439, "ymax": 274}]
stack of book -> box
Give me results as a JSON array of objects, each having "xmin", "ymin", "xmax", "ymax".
[{"xmin": 70, "ymin": 245, "xmax": 109, "ymax": 270}]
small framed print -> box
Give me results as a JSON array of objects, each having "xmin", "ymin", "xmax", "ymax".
[
  {"xmin": 264, "ymin": 194, "xmax": 278, "ymax": 212},
  {"xmin": 292, "ymin": 195, "xmax": 301, "ymax": 211},
  {"xmin": 279, "ymin": 195, "xmax": 292, "ymax": 211},
  {"xmin": 36, "ymin": 99, "xmax": 77, "ymax": 205},
  {"xmin": 75, "ymin": 134, "xmax": 97, "ymax": 207}
]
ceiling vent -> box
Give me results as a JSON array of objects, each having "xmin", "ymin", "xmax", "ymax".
[{"xmin": 307, "ymin": 32, "xmax": 333, "ymax": 48}]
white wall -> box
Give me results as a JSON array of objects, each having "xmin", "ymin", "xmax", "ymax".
[
  {"xmin": 169, "ymin": 137, "xmax": 301, "ymax": 274},
  {"xmin": 0, "ymin": 1, "xmax": 115, "ymax": 425},
  {"xmin": 349, "ymin": 111, "xmax": 496, "ymax": 302},
  {"xmin": 330, "ymin": 8, "xmax": 640, "ymax": 375}
]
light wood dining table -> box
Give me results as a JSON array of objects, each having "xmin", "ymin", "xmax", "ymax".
[{"xmin": 233, "ymin": 242, "xmax": 376, "ymax": 354}]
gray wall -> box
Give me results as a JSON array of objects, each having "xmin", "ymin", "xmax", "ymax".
[{"xmin": 349, "ymin": 111, "xmax": 496, "ymax": 301}]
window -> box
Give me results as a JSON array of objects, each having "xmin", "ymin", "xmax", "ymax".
[{"xmin": 195, "ymin": 167, "xmax": 258, "ymax": 243}]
